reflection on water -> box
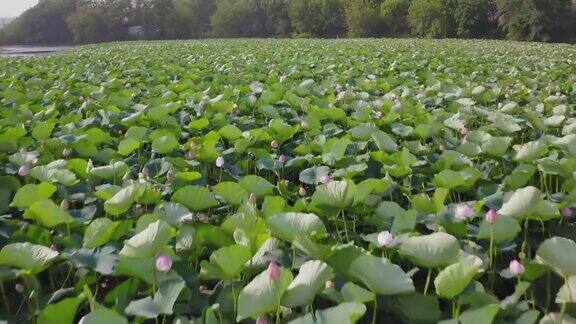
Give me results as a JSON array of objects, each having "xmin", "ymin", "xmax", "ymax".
[{"xmin": 0, "ymin": 46, "xmax": 72, "ymax": 57}]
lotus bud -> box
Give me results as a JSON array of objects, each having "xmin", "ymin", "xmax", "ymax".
[
  {"xmin": 454, "ymin": 204, "xmax": 474, "ymax": 221},
  {"xmin": 271, "ymin": 140, "xmax": 279, "ymax": 148},
  {"xmin": 155, "ymin": 254, "xmax": 173, "ymax": 273},
  {"xmin": 186, "ymin": 150, "xmax": 196, "ymax": 160},
  {"xmin": 215, "ymin": 156, "xmax": 225, "ymax": 168},
  {"xmin": 62, "ymin": 148, "xmax": 72, "ymax": 157},
  {"xmin": 278, "ymin": 154, "xmax": 287, "ymax": 163},
  {"xmin": 15, "ymin": 283, "xmax": 25, "ymax": 294},
  {"xmin": 256, "ymin": 315, "xmax": 268, "ymax": 324},
  {"xmin": 509, "ymin": 260, "xmax": 525, "ymax": 276},
  {"xmin": 299, "ymin": 186, "xmax": 306, "ymax": 197},
  {"xmin": 248, "ymin": 192, "xmax": 257, "ymax": 205},
  {"xmin": 18, "ymin": 163, "xmax": 30, "ymax": 177},
  {"xmin": 267, "ymin": 261, "xmax": 280, "ymax": 281},
  {"xmin": 377, "ymin": 231, "xmax": 398, "ymax": 248},
  {"xmin": 301, "ymin": 120, "xmax": 309, "ymax": 130},
  {"xmin": 561, "ymin": 207, "xmax": 573, "ymax": 218},
  {"xmin": 60, "ymin": 198, "xmax": 69, "ymax": 210},
  {"xmin": 486, "ymin": 209, "xmax": 498, "ymax": 224},
  {"xmin": 321, "ymin": 173, "xmax": 331, "ymax": 184}
]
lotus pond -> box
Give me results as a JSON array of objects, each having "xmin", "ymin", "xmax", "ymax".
[{"xmin": 0, "ymin": 39, "xmax": 576, "ymax": 323}]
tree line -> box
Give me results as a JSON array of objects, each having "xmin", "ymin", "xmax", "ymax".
[{"xmin": 0, "ymin": 0, "xmax": 575, "ymax": 45}]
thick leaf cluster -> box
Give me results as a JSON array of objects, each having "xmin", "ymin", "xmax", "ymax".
[{"xmin": 0, "ymin": 39, "xmax": 575, "ymax": 323}]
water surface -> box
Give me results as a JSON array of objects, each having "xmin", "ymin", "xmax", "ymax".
[{"xmin": 0, "ymin": 46, "xmax": 72, "ymax": 57}]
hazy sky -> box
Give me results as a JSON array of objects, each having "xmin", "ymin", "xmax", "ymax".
[{"xmin": 0, "ymin": 0, "xmax": 38, "ymax": 17}]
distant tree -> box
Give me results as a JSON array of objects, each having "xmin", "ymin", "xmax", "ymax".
[
  {"xmin": 171, "ymin": 0, "xmax": 217, "ymax": 38},
  {"xmin": 0, "ymin": 0, "xmax": 77, "ymax": 45},
  {"xmin": 288, "ymin": 0, "xmax": 345, "ymax": 37},
  {"xmin": 380, "ymin": 0, "xmax": 411, "ymax": 36},
  {"xmin": 496, "ymin": 0, "xmax": 545, "ymax": 41},
  {"xmin": 496, "ymin": 0, "xmax": 575, "ymax": 42},
  {"xmin": 102, "ymin": 0, "xmax": 131, "ymax": 41},
  {"xmin": 345, "ymin": 0, "xmax": 387, "ymax": 37},
  {"xmin": 453, "ymin": 0, "xmax": 495, "ymax": 38},
  {"xmin": 210, "ymin": 0, "xmax": 254, "ymax": 37},
  {"xmin": 141, "ymin": 0, "xmax": 176, "ymax": 39},
  {"xmin": 67, "ymin": 7, "xmax": 109, "ymax": 44},
  {"xmin": 407, "ymin": 0, "xmax": 455, "ymax": 38},
  {"xmin": 251, "ymin": 0, "xmax": 292, "ymax": 37}
]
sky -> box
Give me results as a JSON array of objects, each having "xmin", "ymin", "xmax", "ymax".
[{"xmin": 0, "ymin": 0, "xmax": 38, "ymax": 17}]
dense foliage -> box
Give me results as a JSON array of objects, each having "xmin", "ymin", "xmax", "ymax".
[
  {"xmin": 1, "ymin": 39, "xmax": 576, "ymax": 323},
  {"xmin": 0, "ymin": 0, "xmax": 575, "ymax": 44}
]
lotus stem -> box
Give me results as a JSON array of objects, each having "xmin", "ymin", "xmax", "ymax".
[
  {"xmin": 231, "ymin": 280, "xmax": 237, "ymax": 319},
  {"xmin": 423, "ymin": 268, "xmax": 432, "ymax": 295},
  {"xmin": 371, "ymin": 295, "xmax": 378, "ymax": 324},
  {"xmin": 0, "ymin": 282, "xmax": 10, "ymax": 313},
  {"xmin": 489, "ymin": 225, "xmax": 494, "ymax": 270}
]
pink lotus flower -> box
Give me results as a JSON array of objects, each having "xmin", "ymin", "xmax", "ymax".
[
  {"xmin": 271, "ymin": 140, "xmax": 279, "ymax": 148},
  {"xmin": 155, "ymin": 254, "xmax": 173, "ymax": 273},
  {"xmin": 215, "ymin": 156, "xmax": 225, "ymax": 168},
  {"xmin": 377, "ymin": 231, "xmax": 398, "ymax": 248},
  {"xmin": 278, "ymin": 154, "xmax": 287, "ymax": 163},
  {"xmin": 267, "ymin": 261, "xmax": 280, "ymax": 281},
  {"xmin": 18, "ymin": 163, "xmax": 30, "ymax": 177},
  {"xmin": 248, "ymin": 193, "xmax": 257, "ymax": 204},
  {"xmin": 454, "ymin": 204, "xmax": 474, "ymax": 221},
  {"xmin": 486, "ymin": 209, "xmax": 498, "ymax": 224},
  {"xmin": 509, "ymin": 260, "xmax": 525, "ymax": 276},
  {"xmin": 321, "ymin": 173, "xmax": 331, "ymax": 184},
  {"xmin": 561, "ymin": 207, "xmax": 573, "ymax": 218},
  {"xmin": 256, "ymin": 315, "xmax": 268, "ymax": 324},
  {"xmin": 186, "ymin": 150, "xmax": 196, "ymax": 160},
  {"xmin": 60, "ymin": 198, "xmax": 69, "ymax": 210}
]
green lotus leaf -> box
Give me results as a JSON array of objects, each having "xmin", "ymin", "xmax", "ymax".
[
  {"xmin": 268, "ymin": 212, "xmax": 326, "ymax": 242},
  {"xmin": 399, "ymin": 232, "xmax": 460, "ymax": 268},
  {"xmin": 171, "ymin": 185, "xmax": 219, "ymax": 211},
  {"xmin": 236, "ymin": 267, "xmax": 293, "ymax": 321},
  {"xmin": 283, "ymin": 260, "xmax": 334, "ymax": 307},
  {"xmin": 0, "ymin": 242, "xmax": 59, "ymax": 273},
  {"xmin": 200, "ymin": 244, "xmax": 252, "ymax": 280}
]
